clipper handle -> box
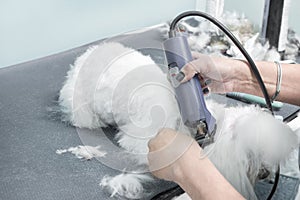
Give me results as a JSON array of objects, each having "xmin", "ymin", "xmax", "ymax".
[{"xmin": 163, "ymin": 35, "xmax": 215, "ymax": 134}]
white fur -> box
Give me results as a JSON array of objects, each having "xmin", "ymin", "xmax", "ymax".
[
  {"xmin": 56, "ymin": 145, "xmax": 106, "ymax": 160},
  {"xmin": 100, "ymin": 173, "xmax": 153, "ymax": 199},
  {"xmin": 59, "ymin": 42, "xmax": 298, "ymax": 199},
  {"xmin": 59, "ymin": 42, "xmax": 181, "ymax": 153},
  {"xmin": 180, "ymin": 11, "xmax": 286, "ymax": 61},
  {"xmin": 205, "ymin": 104, "xmax": 297, "ymax": 199}
]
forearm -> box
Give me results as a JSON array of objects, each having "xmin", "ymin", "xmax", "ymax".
[
  {"xmin": 213, "ymin": 57, "xmax": 300, "ymax": 106},
  {"xmin": 239, "ymin": 61, "xmax": 300, "ymax": 106},
  {"xmin": 230, "ymin": 59, "xmax": 278, "ymax": 99},
  {"xmin": 173, "ymin": 142, "xmax": 245, "ymax": 200}
]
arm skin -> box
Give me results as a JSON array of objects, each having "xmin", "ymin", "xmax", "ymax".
[
  {"xmin": 181, "ymin": 52, "xmax": 300, "ymax": 106},
  {"xmin": 148, "ymin": 129, "xmax": 245, "ymax": 200},
  {"xmin": 213, "ymin": 57, "xmax": 300, "ymax": 106},
  {"xmin": 148, "ymin": 55, "xmax": 299, "ymax": 199}
]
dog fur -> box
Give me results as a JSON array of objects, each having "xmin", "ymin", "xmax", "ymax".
[{"xmin": 59, "ymin": 42, "xmax": 298, "ymax": 199}]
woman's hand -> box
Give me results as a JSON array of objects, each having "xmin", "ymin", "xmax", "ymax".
[
  {"xmin": 147, "ymin": 128, "xmax": 201, "ymax": 182},
  {"xmin": 180, "ymin": 52, "xmax": 245, "ymax": 94},
  {"xmin": 147, "ymin": 128, "xmax": 245, "ymax": 200}
]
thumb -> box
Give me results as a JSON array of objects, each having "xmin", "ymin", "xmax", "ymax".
[
  {"xmin": 179, "ymin": 60, "xmax": 203, "ymax": 83},
  {"xmin": 179, "ymin": 53, "xmax": 214, "ymax": 83}
]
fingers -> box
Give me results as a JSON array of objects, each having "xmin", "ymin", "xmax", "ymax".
[
  {"xmin": 191, "ymin": 51, "xmax": 202, "ymax": 59},
  {"xmin": 179, "ymin": 60, "xmax": 211, "ymax": 87},
  {"xmin": 148, "ymin": 128, "xmax": 177, "ymax": 152},
  {"xmin": 180, "ymin": 62, "xmax": 199, "ymax": 83},
  {"xmin": 169, "ymin": 52, "xmax": 231, "ymax": 94},
  {"xmin": 148, "ymin": 128, "xmax": 193, "ymax": 153},
  {"xmin": 173, "ymin": 61, "xmax": 212, "ymax": 95},
  {"xmin": 198, "ymin": 75, "xmax": 211, "ymax": 87},
  {"xmin": 198, "ymin": 75, "xmax": 211, "ymax": 95},
  {"xmin": 179, "ymin": 53, "xmax": 212, "ymax": 83},
  {"xmin": 147, "ymin": 128, "xmax": 194, "ymax": 172},
  {"xmin": 170, "ymin": 52, "xmax": 223, "ymax": 95}
]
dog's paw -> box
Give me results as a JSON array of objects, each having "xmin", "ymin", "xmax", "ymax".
[{"xmin": 100, "ymin": 173, "xmax": 153, "ymax": 199}]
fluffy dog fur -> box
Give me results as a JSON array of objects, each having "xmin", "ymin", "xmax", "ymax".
[{"xmin": 59, "ymin": 42, "xmax": 298, "ymax": 199}]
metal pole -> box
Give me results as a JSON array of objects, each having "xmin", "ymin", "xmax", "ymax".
[{"xmin": 261, "ymin": 0, "xmax": 290, "ymax": 55}]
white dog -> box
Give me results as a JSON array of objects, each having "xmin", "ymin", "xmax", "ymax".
[{"xmin": 59, "ymin": 42, "xmax": 298, "ymax": 199}]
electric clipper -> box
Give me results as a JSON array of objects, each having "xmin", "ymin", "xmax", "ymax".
[
  {"xmin": 163, "ymin": 30, "xmax": 216, "ymax": 147},
  {"xmin": 153, "ymin": 11, "xmax": 278, "ymax": 200}
]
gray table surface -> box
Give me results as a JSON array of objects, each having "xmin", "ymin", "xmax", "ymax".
[{"xmin": 0, "ymin": 25, "xmax": 299, "ymax": 200}]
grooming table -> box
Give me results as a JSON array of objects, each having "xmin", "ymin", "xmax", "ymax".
[{"xmin": 0, "ymin": 24, "xmax": 299, "ymax": 200}]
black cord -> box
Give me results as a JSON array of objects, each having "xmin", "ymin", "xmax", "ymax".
[
  {"xmin": 151, "ymin": 185, "xmax": 184, "ymax": 200},
  {"xmin": 153, "ymin": 10, "xmax": 280, "ymax": 200},
  {"xmin": 266, "ymin": 165, "xmax": 280, "ymax": 200},
  {"xmin": 170, "ymin": 11, "xmax": 274, "ymax": 115}
]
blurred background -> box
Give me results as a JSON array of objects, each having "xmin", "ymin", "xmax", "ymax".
[{"xmin": 0, "ymin": 0, "xmax": 299, "ymax": 68}]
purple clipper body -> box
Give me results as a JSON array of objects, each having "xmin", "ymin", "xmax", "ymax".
[{"xmin": 163, "ymin": 34, "xmax": 216, "ymax": 137}]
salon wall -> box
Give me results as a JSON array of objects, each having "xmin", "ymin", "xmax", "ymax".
[
  {"xmin": 0, "ymin": 0, "xmax": 195, "ymax": 68},
  {"xmin": 0, "ymin": 0, "xmax": 299, "ymax": 68}
]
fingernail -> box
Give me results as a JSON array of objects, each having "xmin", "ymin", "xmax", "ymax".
[
  {"xmin": 203, "ymin": 88, "xmax": 209, "ymax": 94},
  {"xmin": 175, "ymin": 71, "xmax": 185, "ymax": 82},
  {"xmin": 204, "ymin": 79, "xmax": 212, "ymax": 86}
]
